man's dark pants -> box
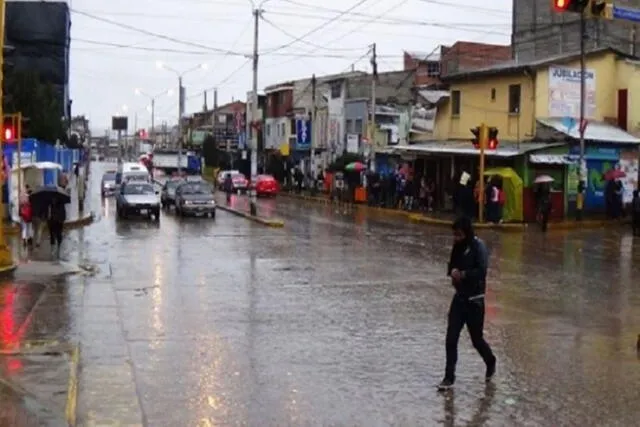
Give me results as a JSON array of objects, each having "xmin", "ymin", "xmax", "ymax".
[{"xmin": 445, "ymin": 295, "xmax": 496, "ymax": 381}]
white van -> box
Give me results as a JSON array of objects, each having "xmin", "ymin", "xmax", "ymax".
[{"xmin": 116, "ymin": 162, "xmax": 151, "ymax": 185}]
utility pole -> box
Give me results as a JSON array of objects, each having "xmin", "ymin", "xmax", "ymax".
[
  {"xmin": 134, "ymin": 112, "xmax": 138, "ymax": 159},
  {"xmin": 477, "ymin": 123, "xmax": 488, "ymax": 223},
  {"xmin": 151, "ymin": 98, "xmax": 155, "ymax": 142},
  {"xmin": 311, "ymin": 74, "xmax": 317, "ymax": 178},
  {"xmin": 369, "ymin": 43, "xmax": 377, "ymax": 173},
  {"xmin": 178, "ymin": 76, "xmax": 184, "ymax": 174},
  {"xmin": 577, "ymin": 10, "xmax": 587, "ymax": 220},
  {"xmin": 249, "ymin": 7, "xmax": 260, "ymax": 216}
]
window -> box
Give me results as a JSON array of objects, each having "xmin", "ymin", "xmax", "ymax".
[
  {"xmin": 508, "ymin": 84, "xmax": 521, "ymax": 114},
  {"xmin": 490, "ymin": 88, "xmax": 496, "ymax": 101},
  {"xmin": 354, "ymin": 119, "xmax": 363, "ymax": 133},
  {"xmin": 451, "ymin": 90, "xmax": 461, "ymax": 116},
  {"xmin": 266, "ymin": 124, "xmax": 271, "ymax": 137},
  {"xmin": 290, "ymin": 119, "xmax": 296, "ymax": 134},
  {"xmin": 346, "ymin": 120, "xmax": 353, "ymax": 133},
  {"xmin": 330, "ymin": 82, "xmax": 341, "ymax": 99},
  {"xmin": 427, "ymin": 62, "xmax": 440, "ymax": 77},
  {"xmin": 280, "ymin": 123, "xmax": 286, "ymax": 137}
]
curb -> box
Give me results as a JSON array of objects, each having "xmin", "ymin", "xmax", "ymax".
[
  {"xmin": 282, "ymin": 192, "xmax": 625, "ymax": 232},
  {"xmin": 63, "ymin": 212, "xmax": 95, "ymax": 230},
  {"xmin": 65, "ymin": 344, "xmax": 80, "ymax": 426},
  {"xmin": 217, "ymin": 205, "xmax": 284, "ymax": 227}
]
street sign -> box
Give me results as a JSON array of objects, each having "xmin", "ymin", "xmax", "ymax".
[
  {"xmin": 612, "ymin": 4, "xmax": 640, "ymax": 22},
  {"xmin": 295, "ymin": 118, "xmax": 311, "ymax": 149}
]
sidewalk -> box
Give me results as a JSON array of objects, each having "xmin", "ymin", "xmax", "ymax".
[{"xmin": 279, "ymin": 190, "xmax": 629, "ymax": 231}]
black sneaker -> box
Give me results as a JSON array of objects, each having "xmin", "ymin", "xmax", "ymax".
[
  {"xmin": 437, "ymin": 378, "xmax": 454, "ymax": 391},
  {"xmin": 485, "ymin": 358, "xmax": 496, "ymax": 382}
]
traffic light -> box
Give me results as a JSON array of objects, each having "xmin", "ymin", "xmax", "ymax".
[
  {"xmin": 488, "ymin": 127, "xmax": 499, "ymax": 149},
  {"xmin": 589, "ymin": 0, "xmax": 611, "ymax": 18},
  {"xmin": 470, "ymin": 127, "xmax": 480, "ymax": 149},
  {"xmin": 2, "ymin": 115, "xmax": 16, "ymax": 142},
  {"xmin": 552, "ymin": 0, "xmax": 589, "ymax": 13}
]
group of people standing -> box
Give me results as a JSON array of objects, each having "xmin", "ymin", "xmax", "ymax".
[
  {"xmin": 366, "ymin": 167, "xmax": 436, "ymax": 212},
  {"xmin": 453, "ymin": 172, "xmax": 505, "ymax": 224}
]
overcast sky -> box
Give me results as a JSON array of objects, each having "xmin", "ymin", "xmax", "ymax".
[{"xmin": 69, "ymin": 0, "xmax": 513, "ymax": 133}]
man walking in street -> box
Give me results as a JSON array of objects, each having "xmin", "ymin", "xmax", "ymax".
[
  {"xmin": 632, "ymin": 190, "xmax": 640, "ymax": 236},
  {"xmin": 439, "ymin": 216, "xmax": 496, "ymax": 391}
]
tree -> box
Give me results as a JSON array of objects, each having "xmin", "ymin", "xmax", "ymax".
[
  {"xmin": 3, "ymin": 69, "xmax": 65, "ymax": 143},
  {"xmin": 202, "ymin": 134, "xmax": 225, "ymax": 168}
]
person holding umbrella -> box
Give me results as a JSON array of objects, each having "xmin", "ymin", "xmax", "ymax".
[
  {"xmin": 19, "ymin": 187, "xmax": 34, "ymax": 248},
  {"xmin": 29, "ymin": 186, "xmax": 70, "ymax": 259},
  {"xmin": 534, "ymin": 175, "xmax": 554, "ymax": 231}
]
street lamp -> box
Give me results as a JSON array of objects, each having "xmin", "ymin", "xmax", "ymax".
[
  {"xmin": 156, "ymin": 61, "xmax": 208, "ymax": 173},
  {"xmin": 134, "ymin": 88, "xmax": 173, "ymax": 141}
]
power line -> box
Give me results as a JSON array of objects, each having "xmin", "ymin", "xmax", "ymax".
[
  {"xmin": 259, "ymin": 16, "xmax": 367, "ymax": 51},
  {"xmin": 260, "ymin": 0, "xmax": 371, "ymax": 54}
]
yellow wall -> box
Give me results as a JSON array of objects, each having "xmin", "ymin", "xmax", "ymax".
[
  {"xmin": 433, "ymin": 51, "xmax": 640, "ymax": 142},
  {"xmin": 434, "ymin": 73, "xmax": 535, "ymax": 142}
]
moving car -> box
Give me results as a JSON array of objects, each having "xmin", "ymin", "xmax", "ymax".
[
  {"xmin": 160, "ymin": 178, "xmax": 184, "ymax": 208},
  {"xmin": 101, "ymin": 170, "xmax": 117, "ymax": 197},
  {"xmin": 116, "ymin": 162, "xmax": 151, "ymax": 187},
  {"xmin": 217, "ymin": 170, "xmax": 248, "ymax": 192},
  {"xmin": 252, "ymin": 174, "xmax": 279, "ymax": 197},
  {"xmin": 174, "ymin": 181, "xmax": 216, "ymax": 218},
  {"xmin": 116, "ymin": 181, "xmax": 161, "ymax": 221}
]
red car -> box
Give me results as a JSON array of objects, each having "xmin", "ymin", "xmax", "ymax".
[{"xmin": 252, "ymin": 175, "xmax": 279, "ymax": 197}]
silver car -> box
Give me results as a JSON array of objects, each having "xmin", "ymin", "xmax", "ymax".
[
  {"xmin": 101, "ymin": 171, "xmax": 117, "ymax": 196},
  {"xmin": 116, "ymin": 182, "xmax": 161, "ymax": 221}
]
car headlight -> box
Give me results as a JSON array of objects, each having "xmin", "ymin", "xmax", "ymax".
[
  {"xmin": 209, "ymin": 200, "xmax": 216, "ymax": 205},
  {"xmin": 183, "ymin": 200, "xmax": 192, "ymax": 205}
]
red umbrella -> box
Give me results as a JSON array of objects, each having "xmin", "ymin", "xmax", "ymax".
[{"xmin": 604, "ymin": 169, "xmax": 625, "ymax": 180}]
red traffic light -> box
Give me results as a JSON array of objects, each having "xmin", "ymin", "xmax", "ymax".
[
  {"xmin": 553, "ymin": 0, "xmax": 588, "ymax": 12},
  {"xmin": 470, "ymin": 127, "xmax": 480, "ymax": 149},
  {"xmin": 487, "ymin": 127, "xmax": 498, "ymax": 149},
  {"xmin": 2, "ymin": 116, "xmax": 16, "ymax": 142}
]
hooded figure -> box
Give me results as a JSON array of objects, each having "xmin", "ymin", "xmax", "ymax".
[{"xmin": 439, "ymin": 216, "xmax": 496, "ymax": 391}]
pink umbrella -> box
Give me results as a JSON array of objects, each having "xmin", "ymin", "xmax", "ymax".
[{"xmin": 604, "ymin": 169, "xmax": 625, "ymax": 181}]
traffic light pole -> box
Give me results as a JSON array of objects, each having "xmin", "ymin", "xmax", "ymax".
[
  {"xmin": 577, "ymin": 10, "xmax": 587, "ymax": 220},
  {"xmin": 0, "ymin": 0, "xmax": 16, "ymax": 272},
  {"xmin": 477, "ymin": 123, "xmax": 488, "ymax": 223}
]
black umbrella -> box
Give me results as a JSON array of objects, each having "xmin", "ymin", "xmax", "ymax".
[{"xmin": 29, "ymin": 186, "xmax": 71, "ymax": 214}]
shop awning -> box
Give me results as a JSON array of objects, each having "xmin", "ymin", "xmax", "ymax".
[
  {"xmin": 537, "ymin": 118, "xmax": 640, "ymax": 144},
  {"xmin": 529, "ymin": 154, "xmax": 577, "ymax": 164},
  {"xmin": 391, "ymin": 141, "xmax": 563, "ymax": 157}
]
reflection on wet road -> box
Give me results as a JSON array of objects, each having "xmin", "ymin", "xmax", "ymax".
[{"xmin": 39, "ymin": 164, "xmax": 640, "ymax": 424}]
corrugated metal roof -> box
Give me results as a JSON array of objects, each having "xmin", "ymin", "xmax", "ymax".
[
  {"xmin": 391, "ymin": 141, "xmax": 562, "ymax": 157},
  {"xmin": 529, "ymin": 154, "xmax": 576, "ymax": 164},
  {"xmin": 418, "ymin": 90, "xmax": 449, "ymax": 104},
  {"xmin": 537, "ymin": 118, "xmax": 640, "ymax": 144}
]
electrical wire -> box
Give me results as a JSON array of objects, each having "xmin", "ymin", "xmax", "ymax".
[
  {"xmin": 260, "ymin": 16, "xmax": 367, "ymax": 51},
  {"xmin": 260, "ymin": 0, "xmax": 371, "ymax": 54}
]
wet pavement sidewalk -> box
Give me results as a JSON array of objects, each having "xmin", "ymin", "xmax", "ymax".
[{"xmin": 215, "ymin": 192, "xmax": 279, "ymax": 219}]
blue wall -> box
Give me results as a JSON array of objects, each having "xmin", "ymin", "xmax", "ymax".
[{"xmin": 3, "ymin": 139, "xmax": 80, "ymax": 186}]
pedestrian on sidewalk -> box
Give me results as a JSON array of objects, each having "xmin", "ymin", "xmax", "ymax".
[
  {"xmin": 632, "ymin": 190, "xmax": 640, "ymax": 235},
  {"xmin": 439, "ymin": 216, "xmax": 496, "ymax": 391},
  {"xmin": 19, "ymin": 190, "xmax": 34, "ymax": 247},
  {"xmin": 47, "ymin": 198, "xmax": 66, "ymax": 259}
]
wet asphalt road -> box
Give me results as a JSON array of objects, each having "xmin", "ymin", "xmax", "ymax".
[{"xmin": 7, "ymin": 161, "xmax": 640, "ymax": 426}]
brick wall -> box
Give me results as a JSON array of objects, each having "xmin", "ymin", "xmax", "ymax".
[
  {"xmin": 265, "ymin": 90, "xmax": 293, "ymax": 118},
  {"xmin": 440, "ymin": 42, "xmax": 511, "ymax": 76}
]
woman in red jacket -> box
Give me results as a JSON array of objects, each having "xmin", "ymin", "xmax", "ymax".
[{"xmin": 19, "ymin": 194, "xmax": 34, "ymax": 247}]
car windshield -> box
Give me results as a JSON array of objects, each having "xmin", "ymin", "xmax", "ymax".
[
  {"xmin": 103, "ymin": 173, "xmax": 116, "ymax": 180},
  {"xmin": 124, "ymin": 183, "xmax": 155, "ymax": 195},
  {"xmin": 166, "ymin": 180, "xmax": 182, "ymax": 189},
  {"xmin": 180, "ymin": 183, "xmax": 212, "ymax": 194}
]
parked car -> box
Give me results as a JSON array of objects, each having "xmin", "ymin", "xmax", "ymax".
[
  {"xmin": 161, "ymin": 178, "xmax": 184, "ymax": 208},
  {"xmin": 217, "ymin": 170, "xmax": 248, "ymax": 192},
  {"xmin": 252, "ymin": 174, "xmax": 279, "ymax": 197},
  {"xmin": 101, "ymin": 170, "xmax": 117, "ymax": 197},
  {"xmin": 174, "ymin": 181, "xmax": 216, "ymax": 218},
  {"xmin": 116, "ymin": 181, "xmax": 160, "ymax": 221}
]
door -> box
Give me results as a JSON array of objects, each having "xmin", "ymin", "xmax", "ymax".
[{"xmin": 618, "ymin": 89, "xmax": 628, "ymax": 131}]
